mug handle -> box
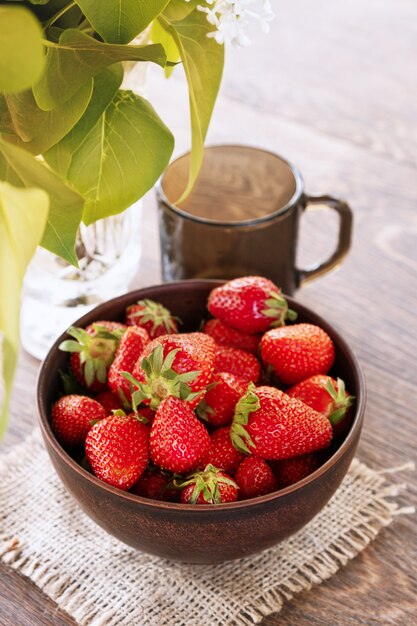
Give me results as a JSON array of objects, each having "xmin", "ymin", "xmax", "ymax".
[{"xmin": 297, "ymin": 194, "xmax": 353, "ymax": 287}]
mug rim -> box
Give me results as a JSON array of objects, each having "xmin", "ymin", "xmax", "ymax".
[{"xmin": 156, "ymin": 144, "xmax": 305, "ymax": 228}]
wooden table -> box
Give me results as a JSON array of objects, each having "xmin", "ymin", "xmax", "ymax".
[{"xmin": 1, "ymin": 0, "xmax": 416, "ymax": 623}]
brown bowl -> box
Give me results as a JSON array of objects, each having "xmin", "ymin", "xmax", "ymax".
[{"xmin": 37, "ymin": 280, "xmax": 366, "ymax": 564}]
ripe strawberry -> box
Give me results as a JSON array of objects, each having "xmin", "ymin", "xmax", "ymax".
[
  {"xmin": 214, "ymin": 345, "xmax": 260, "ymax": 383},
  {"xmin": 203, "ymin": 318, "xmax": 261, "ymax": 354},
  {"xmin": 203, "ymin": 426, "xmax": 245, "ymax": 475},
  {"xmin": 207, "ymin": 276, "xmax": 297, "ymax": 334},
  {"xmin": 52, "ymin": 394, "xmax": 106, "ymax": 447},
  {"xmin": 235, "ymin": 457, "xmax": 277, "ymax": 499},
  {"xmin": 196, "ymin": 372, "xmax": 248, "ymax": 427},
  {"xmin": 231, "ymin": 385, "xmax": 333, "ymax": 460},
  {"xmin": 59, "ymin": 321, "xmax": 125, "ymax": 392},
  {"xmin": 178, "ymin": 464, "xmax": 238, "ymax": 504},
  {"xmin": 150, "ymin": 396, "xmax": 210, "ymax": 473},
  {"xmin": 90, "ymin": 320, "xmax": 126, "ymax": 333},
  {"xmin": 85, "ymin": 412, "xmax": 149, "ymax": 491},
  {"xmin": 260, "ymin": 323, "xmax": 335, "ymax": 386},
  {"xmin": 287, "ymin": 375, "xmax": 354, "ymax": 437},
  {"xmin": 131, "ymin": 468, "xmax": 178, "ymax": 501},
  {"xmin": 137, "ymin": 406, "xmax": 156, "ymax": 425},
  {"xmin": 127, "ymin": 332, "xmax": 216, "ymax": 410},
  {"xmin": 107, "ymin": 326, "xmax": 150, "ymax": 404},
  {"xmin": 125, "ymin": 299, "xmax": 180, "ymax": 337},
  {"xmin": 271, "ymin": 453, "xmax": 322, "ymax": 488},
  {"xmin": 94, "ymin": 390, "xmax": 124, "ymax": 414}
]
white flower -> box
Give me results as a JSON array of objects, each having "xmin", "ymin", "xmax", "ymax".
[{"xmin": 197, "ymin": 0, "xmax": 275, "ymax": 47}]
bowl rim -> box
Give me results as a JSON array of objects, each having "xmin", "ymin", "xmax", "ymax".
[{"xmin": 37, "ymin": 279, "xmax": 366, "ymax": 513}]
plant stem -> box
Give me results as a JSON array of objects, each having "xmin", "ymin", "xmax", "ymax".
[
  {"xmin": 78, "ymin": 17, "xmax": 91, "ymax": 30},
  {"xmin": 44, "ymin": 1, "xmax": 77, "ymax": 31},
  {"xmin": 41, "ymin": 39, "xmax": 58, "ymax": 48}
]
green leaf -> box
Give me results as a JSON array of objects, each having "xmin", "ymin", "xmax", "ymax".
[
  {"xmin": 159, "ymin": 9, "xmax": 224, "ymax": 202},
  {"xmin": 44, "ymin": 65, "xmax": 123, "ymax": 176},
  {"xmin": 0, "ymin": 182, "xmax": 49, "ymax": 436},
  {"xmin": 34, "ymin": 29, "xmax": 167, "ymax": 110},
  {"xmin": 0, "ymin": 97, "xmax": 14, "ymax": 136},
  {"xmin": 59, "ymin": 89, "xmax": 174, "ymax": 225},
  {"xmin": 150, "ymin": 18, "xmax": 180, "ymax": 77},
  {"xmin": 40, "ymin": 1, "xmax": 84, "ymax": 31},
  {"xmin": 0, "ymin": 6, "xmax": 45, "ymax": 94},
  {"xmin": 0, "ymin": 139, "xmax": 85, "ymax": 265},
  {"xmin": 3, "ymin": 81, "xmax": 93, "ymax": 155},
  {"xmin": 163, "ymin": 0, "xmax": 199, "ymax": 21},
  {"xmin": 29, "ymin": 0, "xmax": 78, "ymax": 18},
  {"xmin": 75, "ymin": 0, "xmax": 170, "ymax": 44}
]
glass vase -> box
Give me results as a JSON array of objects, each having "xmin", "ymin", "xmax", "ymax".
[
  {"xmin": 20, "ymin": 44, "xmax": 151, "ymax": 360},
  {"xmin": 20, "ymin": 202, "xmax": 143, "ymax": 360}
]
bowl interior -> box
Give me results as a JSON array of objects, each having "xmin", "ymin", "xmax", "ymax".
[{"xmin": 37, "ymin": 279, "xmax": 365, "ymax": 511}]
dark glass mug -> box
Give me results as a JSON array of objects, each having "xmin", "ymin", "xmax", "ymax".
[{"xmin": 156, "ymin": 145, "xmax": 353, "ymax": 294}]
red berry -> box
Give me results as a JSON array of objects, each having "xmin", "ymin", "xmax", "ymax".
[
  {"xmin": 261, "ymin": 323, "xmax": 335, "ymax": 386},
  {"xmin": 196, "ymin": 372, "xmax": 248, "ymax": 427},
  {"xmin": 60, "ymin": 321, "xmax": 125, "ymax": 391},
  {"xmin": 203, "ymin": 318, "xmax": 260, "ymax": 354},
  {"xmin": 130, "ymin": 332, "xmax": 216, "ymax": 410},
  {"xmin": 214, "ymin": 345, "xmax": 260, "ymax": 383},
  {"xmin": 131, "ymin": 469, "xmax": 178, "ymax": 501},
  {"xmin": 208, "ymin": 276, "xmax": 297, "ymax": 334},
  {"xmin": 108, "ymin": 326, "xmax": 150, "ymax": 404},
  {"xmin": 52, "ymin": 395, "xmax": 106, "ymax": 447},
  {"xmin": 272, "ymin": 453, "xmax": 322, "ymax": 488},
  {"xmin": 235, "ymin": 457, "xmax": 277, "ymax": 499},
  {"xmin": 287, "ymin": 375, "xmax": 354, "ymax": 437},
  {"xmin": 231, "ymin": 385, "xmax": 333, "ymax": 460},
  {"xmin": 179, "ymin": 465, "xmax": 238, "ymax": 504},
  {"xmin": 137, "ymin": 406, "xmax": 156, "ymax": 425},
  {"xmin": 85, "ymin": 412, "xmax": 149, "ymax": 491},
  {"xmin": 125, "ymin": 299, "xmax": 179, "ymax": 337},
  {"xmin": 150, "ymin": 397, "xmax": 210, "ymax": 473},
  {"xmin": 95, "ymin": 390, "xmax": 124, "ymax": 414},
  {"xmin": 203, "ymin": 426, "xmax": 245, "ymax": 475}
]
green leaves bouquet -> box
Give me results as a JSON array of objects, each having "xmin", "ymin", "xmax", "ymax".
[{"xmin": 0, "ymin": 0, "xmax": 274, "ymax": 433}]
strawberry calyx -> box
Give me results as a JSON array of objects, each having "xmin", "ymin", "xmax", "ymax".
[
  {"xmin": 128, "ymin": 299, "xmax": 180, "ymax": 335},
  {"xmin": 230, "ymin": 383, "xmax": 260, "ymax": 454},
  {"xmin": 195, "ymin": 381, "xmax": 219, "ymax": 421},
  {"xmin": 59, "ymin": 326, "xmax": 123, "ymax": 387},
  {"xmin": 262, "ymin": 290, "xmax": 297, "ymax": 328},
  {"xmin": 59, "ymin": 368, "xmax": 89, "ymax": 396},
  {"xmin": 196, "ymin": 398, "xmax": 216, "ymax": 422},
  {"xmin": 114, "ymin": 385, "xmax": 132, "ymax": 411},
  {"xmin": 122, "ymin": 344, "xmax": 202, "ymax": 411},
  {"xmin": 91, "ymin": 323, "xmax": 126, "ymax": 341},
  {"xmin": 174, "ymin": 464, "xmax": 238, "ymax": 504},
  {"xmin": 109, "ymin": 408, "xmax": 150, "ymax": 425},
  {"xmin": 323, "ymin": 377, "xmax": 355, "ymax": 425}
]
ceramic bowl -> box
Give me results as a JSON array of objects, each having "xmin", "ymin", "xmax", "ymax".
[{"xmin": 37, "ymin": 280, "xmax": 365, "ymax": 564}]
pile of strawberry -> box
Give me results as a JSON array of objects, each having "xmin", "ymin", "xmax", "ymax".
[{"xmin": 52, "ymin": 277, "xmax": 354, "ymax": 505}]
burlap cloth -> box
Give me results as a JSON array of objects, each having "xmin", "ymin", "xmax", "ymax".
[{"xmin": 0, "ymin": 429, "xmax": 413, "ymax": 626}]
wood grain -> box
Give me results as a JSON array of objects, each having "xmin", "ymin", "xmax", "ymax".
[{"xmin": 1, "ymin": 0, "xmax": 416, "ymax": 624}]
